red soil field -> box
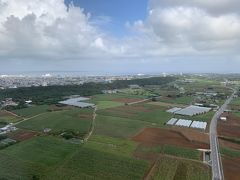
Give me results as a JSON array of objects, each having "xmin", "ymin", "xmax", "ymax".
[
  {"xmin": 218, "ymin": 114, "xmax": 240, "ymax": 138},
  {"xmin": 222, "ymin": 157, "xmax": 240, "ymax": 180},
  {"xmin": 219, "ymin": 139, "xmax": 240, "ymax": 151},
  {"xmin": 172, "ymin": 127, "xmax": 209, "ymax": 145},
  {"xmin": 48, "ymin": 105, "xmax": 73, "ymax": 111},
  {"xmin": 9, "ymin": 131, "xmax": 38, "ymax": 141},
  {"xmin": 131, "ymin": 128, "xmax": 209, "ymax": 149},
  {"xmin": 0, "ymin": 110, "xmax": 11, "ymax": 116}
]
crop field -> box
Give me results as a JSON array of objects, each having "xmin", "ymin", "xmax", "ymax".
[
  {"xmin": 230, "ymin": 97, "xmax": 240, "ymax": 106},
  {"xmin": 13, "ymin": 105, "xmax": 50, "ymax": 118},
  {"xmin": 136, "ymin": 144, "xmax": 201, "ymax": 160},
  {"xmin": 89, "ymin": 135, "xmax": 138, "ymax": 157},
  {"xmin": 218, "ymin": 113, "xmax": 240, "ymax": 138},
  {"xmin": 222, "ymin": 156, "xmax": 240, "ymax": 180},
  {"xmin": 0, "ymin": 136, "xmax": 79, "ymax": 179},
  {"xmin": 132, "ymin": 128, "xmax": 209, "ymax": 149},
  {"xmin": 149, "ymin": 155, "xmax": 211, "ymax": 180},
  {"xmin": 156, "ymin": 96, "xmax": 194, "ymax": 105},
  {"xmin": 118, "ymin": 88, "xmax": 156, "ymax": 97},
  {"xmin": 97, "ymin": 103, "xmax": 172, "ymax": 126},
  {"xmin": 94, "ymin": 115, "xmax": 151, "ymax": 138},
  {"xmin": 8, "ymin": 129, "xmax": 39, "ymax": 142},
  {"xmin": 47, "ymin": 139, "xmax": 149, "ymax": 180},
  {"xmin": 94, "ymin": 101, "xmax": 124, "ymax": 110},
  {"xmin": 148, "ymin": 101, "xmax": 186, "ymax": 108},
  {"xmin": 89, "ymin": 93, "xmax": 146, "ymax": 102},
  {"xmin": 0, "ymin": 110, "xmax": 22, "ymax": 123},
  {"xmin": 175, "ymin": 111, "xmax": 215, "ymax": 123},
  {"xmin": 17, "ymin": 108, "xmax": 93, "ymax": 135}
]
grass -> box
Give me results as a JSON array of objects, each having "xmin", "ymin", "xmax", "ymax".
[
  {"xmin": 47, "ymin": 140, "xmax": 149, "ymax": 180},
  {"xmin": 0, "ymin": 110, "xmax": 22, "ymax": 123},
  {"xmin": 221, "ymin": 147, "xmax": 240, "ymax": 158},
  {"xmin": 137, "ymin": 145, "xmax": 200, "ymax": 160},
  {"xmin": 152, "ymin": 155, "xmax": 211, "ymax": 180},
  {"xmin": 13, "ymin": 105, "xmax": 49, "ymax": 118},
  {"xmin": 0, "ymin": 136, "xmax": 79, "ymax": 179},
  {"xmin": 17, "ymin": 108, "xmax": 93, "ymax": 135},
  {"xmin": 94, "ymin": 115, "xmax": 151, "ymax": 138}
]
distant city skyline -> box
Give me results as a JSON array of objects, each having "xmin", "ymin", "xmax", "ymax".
[{"xmin": 0, "ymin": 0, "xmax": 240, "ymax": 73}]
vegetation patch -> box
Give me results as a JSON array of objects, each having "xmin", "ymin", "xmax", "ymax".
[
  {"xmin": 13, "ymin": 105, "xmax": 49, "ymax": 118},
  {"xmin": 94, "ymin": 115, "xmax": 151, "ymax": 138},
  {"xmin": 150, "ymin": 155, "xmax": 211, "ymax": 180},
  {"xmin": 47, "ymin": 141, "xmax": 149, "ymax": 180},
  {"xmin": 137, "ymin": 144, "xmax": 200, "ymax": 160},
  {"xmin": 17, "ymin": 108, "xmax": 93, "ymax": 136}
]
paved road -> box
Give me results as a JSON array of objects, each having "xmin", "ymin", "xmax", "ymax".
[{"xmin": 210, "ymin": 89, "xmax": 236, "ymax": 180}]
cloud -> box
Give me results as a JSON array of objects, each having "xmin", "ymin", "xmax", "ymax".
[
  {"xmin": 0, "ymin": 0, "xmax": 114, "ymax": 60},
  {"xmin": 0, "ymin": 0, "xmax": 240, "ymax": 73}
]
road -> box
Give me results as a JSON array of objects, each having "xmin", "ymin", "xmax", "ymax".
[{"xmin": 210, "ymin": 89, "xmax": 236, "ymax": 180}]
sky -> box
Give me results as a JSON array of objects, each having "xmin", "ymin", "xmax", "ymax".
[{"xmin": 0, "ymin": 0, "xmax": 240, "ymax": 74}]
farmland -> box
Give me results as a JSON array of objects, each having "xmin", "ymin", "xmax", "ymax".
[
  {"xmin": 17, "ymin": 108, "xmax": 93, "ymax": 136},
  {"xmin": 0, "ymin": 110, "xmax": 22, "ymax": 123},
  {"xmin": 1, "ymin": 75, "xmax": 234, "ymax": 179},
  {"xmin": 149, "ymin": 155, "xmax": 211, "ymax": 180},
  {"xmin": 13, "ymin": 105, "xmax": 50, "ymax": 118}
]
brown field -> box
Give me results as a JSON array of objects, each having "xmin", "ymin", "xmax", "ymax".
[
  {"xmin": 8, "ymin": 130, "xmax": 38, "ymax": 141},
  {"xmin": 222, "ymin": 157, "xmax": 240, "ymax": 180},
  {"xmin": 48, "ymin": 105, "xmax": 73, "ymax": 111},
  {"xmin": 148, "ymin": 101, "xmax": 186, "ymax": 108},
  {"xmin": 218, "ymin": 114, "xmax": 240, "ymax": 138},
  {"xmin": 0, "ymin": 110, "xmax": 11, "ymax": 116},
  {"xmin": 131, "ymin": 128, "xmax": 209, "ymax": 149},
  {"xmin": 219, "ymin": 139, "xmax": 240, "ymax": 151},
  {"xmin": 172, "ymin": 127, "xmax": 209, "ymax": 145},
  {"xmin": 112, "ymin": 98, "xmax": 142, "ymax": 103}
]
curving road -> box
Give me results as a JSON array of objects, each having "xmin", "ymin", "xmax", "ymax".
[{"xmin": 210, "ymin": 89, "xmax": 236, "ymax": 180}]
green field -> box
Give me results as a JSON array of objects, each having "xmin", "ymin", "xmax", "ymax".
[
  {"xmin": 151, "ymin": 155, "xmax": 211, "ymax": 180},
  {"xmin": 137, "ymin": 145, "xmax": 201, "ymax": 160},
  {"xmin": 157, "ymin": 96, "xmax": 194, "ymax": 105},
  {"xmin": 97, "ymin": 104, "xmax": 172, "ymax": 126},
  {"xmin": 118, "ymin": 88, "xmax": 156, "ymax": 97},
  {"xmin": 221, "ymin": 147, "xmax": 240, "ymax": 158},
  {"xmin": 89, "ymin": 93, "xmax": 145, "ymax": 102},
  {"xmin": 47, "ymin": 139, "xmax": 149, "ymax": 180},
  {"xmin": 94, "ymin": 115, "xmax": 151, "ymax": 138},
  {"xmin": 95, "ymin": 101, "xmax": 124, "ymax": 110},
  {"xmin": 0, "ymin": 135, "xmax": 150, "ymax": 180},
  {"xmin": 17, "ymin": 108, "xmax": 93, "ymax": 135},
  {"xmin": 0, "ymin": 136, "xmax": 79, "ymax": 179},
  {"xmin": 13, "ymin": 105, "xmax": 50, "ymax": 118},
  {"xmin": 230, "ymin": 97, "xmax": 240, "ymax": 106},
  {"xmin": 0, "ymin": 110, "xmax": 22, "ymax": 123},
  {"xmin": 175, "ymin": 111, "xmax": 215, "ymax": 122},
  {"xmin": 89, "ymin": 135, "xmax": 138, "ymax": 157}
]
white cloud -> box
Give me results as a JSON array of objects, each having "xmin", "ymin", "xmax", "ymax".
[{"xmin": 0, "ymin": 0, "xmax": 240, "ymax": 73}]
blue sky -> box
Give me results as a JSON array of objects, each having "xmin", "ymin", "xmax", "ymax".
[
  {"xmin": 65, "ymin": 0, "xmax": 149, "ymax": 37},
  {"xmin": 0, "ymin": 0, "xmax": 240, "ymax": 74}
]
